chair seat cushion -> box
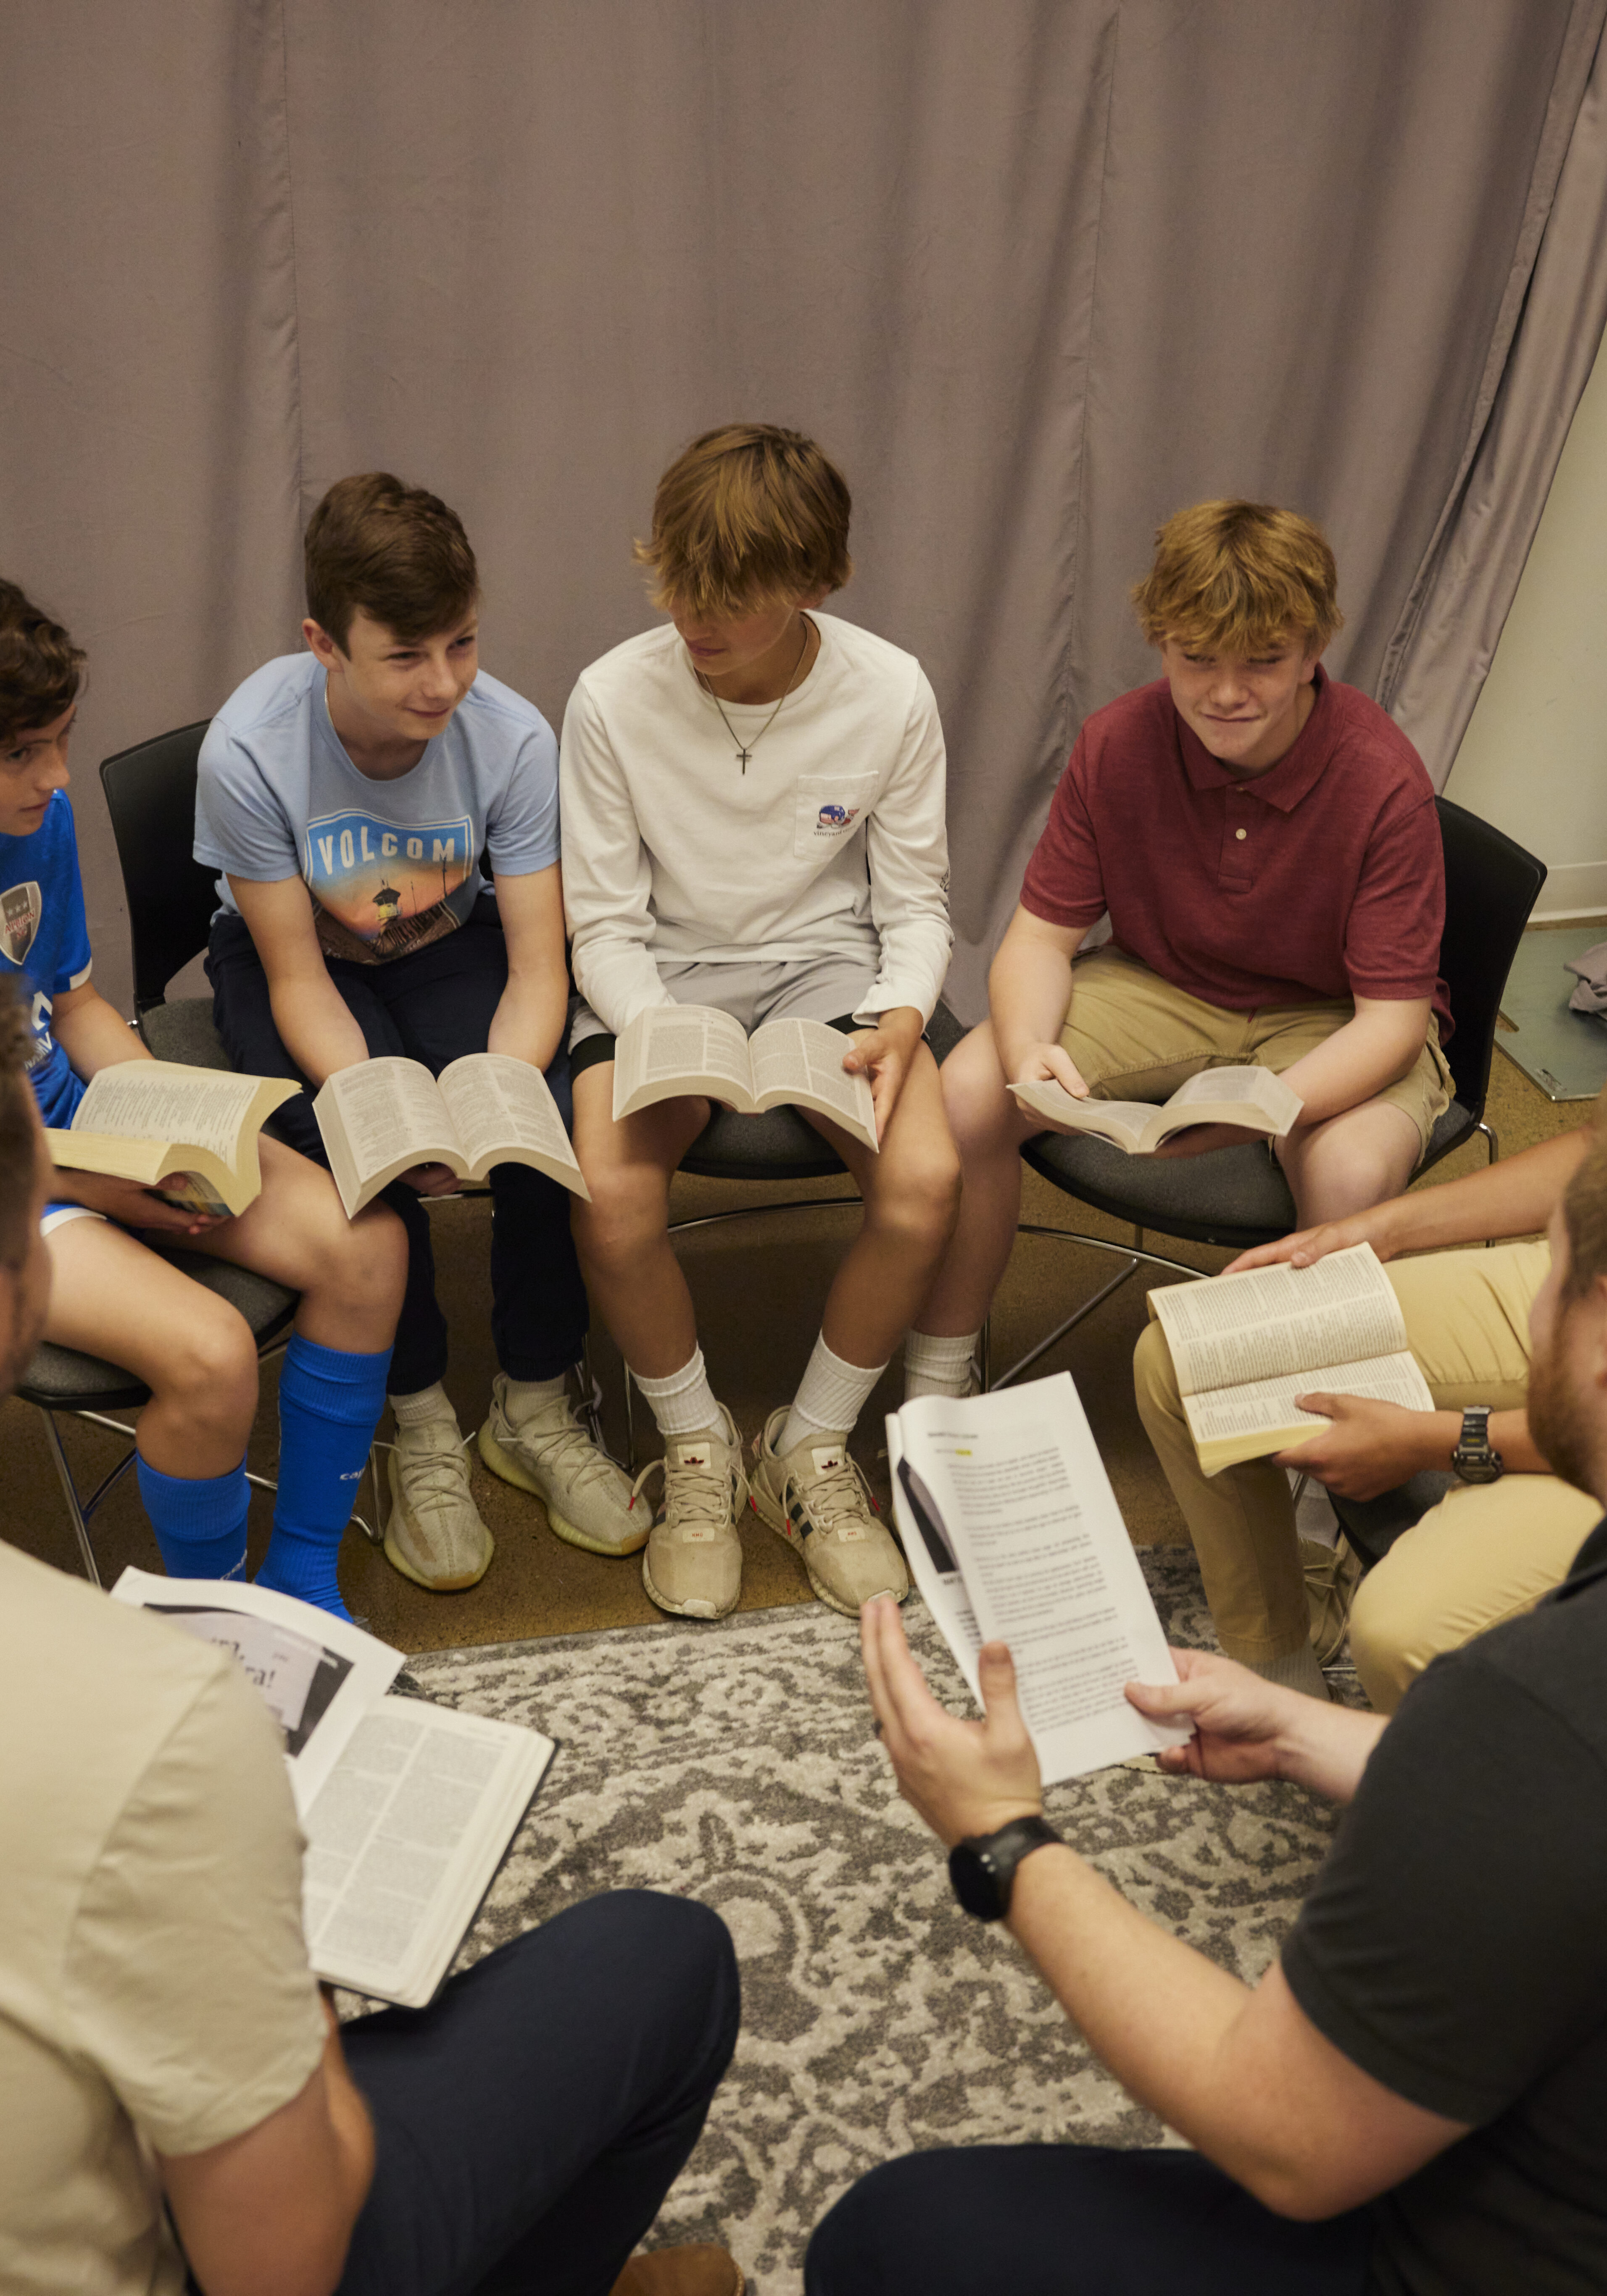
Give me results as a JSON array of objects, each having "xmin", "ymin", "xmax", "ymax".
[
  {"xmin": 139, "ymin": 997, "xmax": 234, "ymax": 1070},
  {"xmin": 681, "ymin": 1104, "xmax": 847, "ymax": 1182},
  {"xmin": 1021, "ymin": 1099, "xmax": 1476, "ymax": 1250},
  {"xmin": 18, "ymin": 1250, "xmax": 298, "ymax": 1409}
]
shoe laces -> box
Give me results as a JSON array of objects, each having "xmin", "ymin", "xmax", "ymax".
[
  {"xmin": 511, "ymin": 1394, "xmax": 626, "ymax": 1497},
  {"xmin": 630, "ymin": 1441, "xmax": 730, "ymax": 1537},
  {"xmin": 789, "ymin": 1445, "xmax": 877, "ymax": 1543},
  {"xmin": 384, "ymin": 1427, "xmax": 474, "ymax": 1516}
]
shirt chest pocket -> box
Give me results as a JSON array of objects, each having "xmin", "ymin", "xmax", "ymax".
[{"xmin": 793, "ymin": 774, "xmax": 879, "ymax": 861}]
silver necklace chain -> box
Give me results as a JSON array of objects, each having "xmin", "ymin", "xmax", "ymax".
[{"xmin": 697, "ymin": 620, "xmax": 811, "ymax": 772}]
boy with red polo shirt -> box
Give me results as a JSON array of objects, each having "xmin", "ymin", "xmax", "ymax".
[{"xmin": 905, "ymin": 499, "xmax": 1452, "ymax": 1425}]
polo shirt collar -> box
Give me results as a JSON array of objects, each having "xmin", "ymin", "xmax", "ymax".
[{"xmin": 1175, "ymin": 662, "xmax": 1336, "ymax": 812}]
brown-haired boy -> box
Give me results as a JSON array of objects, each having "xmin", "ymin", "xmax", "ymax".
[
  {"xmin": 560, "ymin": 423, "xmax": 959, "ymax": 1620},
  {"xmin": 908, "ymin": 503, "xmax": 1452, "ymax": 1611},
  {"xmin": 196, "ymin": 473, "xmax": 636, "ymax": 1596}
]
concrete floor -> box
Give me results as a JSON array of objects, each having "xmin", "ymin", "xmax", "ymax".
[{"xmin": 3, "ymin": 1011, "xmax": 1586, "ymax": 1654}]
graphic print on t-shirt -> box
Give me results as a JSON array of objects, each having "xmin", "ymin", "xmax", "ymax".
[
  {"xmin": 302, "ymin": 809, "xmax": 474, "ymax": 963},
  {"xmin": 3, "ymin": 879, "xmax": 41, "ymax": 966}
]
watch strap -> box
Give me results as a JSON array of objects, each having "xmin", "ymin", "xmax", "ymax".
[{"xmin": 948, "ymin": 1814, "xmax": 1063, "ymax": 1922}]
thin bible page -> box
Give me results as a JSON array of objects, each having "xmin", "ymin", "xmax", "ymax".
[
  {"xmin": 751, "ymin": 1017, "xmax": 869, "ymax": 1126},
  {"xmin": 439, "ymin": 1054, "xmax": 573, "ymax": 1165},
  {"xmin": 325, "ymin": 1058, "xmax": 461, "ymax": 1181},
  {"xmin": 1152, "ymin": 1245, "xmax": 1407, "ymax": 1396},
  {"xmin": 73, "ymin": 1064, "xmax": 261, "ymax": 1161},
  {"xmin": 1184, "ymin": 1352, "xmax": 1436, "ymax": 1452}
]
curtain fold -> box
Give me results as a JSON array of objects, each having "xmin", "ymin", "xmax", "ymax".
[{"xmin": 0, "ymin": 1, "xmax": 1603, "ymax": 1018}]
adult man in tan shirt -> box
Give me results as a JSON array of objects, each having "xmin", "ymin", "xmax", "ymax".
[{"xmin": 0, "ymin": 989, "xmax": 740, "ymax": 2296}]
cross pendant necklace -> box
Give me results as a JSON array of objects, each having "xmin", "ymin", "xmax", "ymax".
[{"xmin": 699, "ymin": 619, "xmax": 811, "ymax": 771}]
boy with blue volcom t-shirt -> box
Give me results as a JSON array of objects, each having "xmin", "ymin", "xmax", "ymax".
[
  {"xmin": 197, "ymin": 473, "xmax": 635, "ymax": 1596},
  {"xmin": 2, "ymin": 576, "xmax": 406, "ymax": 1619}
]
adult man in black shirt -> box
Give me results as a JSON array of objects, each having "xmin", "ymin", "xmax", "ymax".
[{"xmin": 810, "ymin": 1132, "xmax": 1607, "ymax": 2294}]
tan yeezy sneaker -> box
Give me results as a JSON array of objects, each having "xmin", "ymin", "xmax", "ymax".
[
  {"xmin": 1303, "ymin": 1533, "xmax": 1363, "ymax": 1667},
  {"xmin": 477, "ymin": 1374, "xmax": 643, "ymax": 1557},
  {"xmin": 750, "ymin": 1409, "xmax": 909, "ymax": 1617},
  {"xmin": 635, "ymin": 1408, "xmax": 748, "ymax": 1619},
  {"xmin": 385, "ymin": 1418, "xmax": 494, "ymax": 1592}
]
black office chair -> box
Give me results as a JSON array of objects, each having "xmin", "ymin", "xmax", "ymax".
[
  {"xmin": 18, "ymin": 724, "xmax": 356, "ymax": 1582},
  {"xmin": 985, "ymin": 796, "xmax": 1547, "ymax": 1389},
  {"xmin": 619, "ymin": 1001, "xmax": 968, "ymax": 1461}
]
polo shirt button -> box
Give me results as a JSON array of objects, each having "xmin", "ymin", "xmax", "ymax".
[{"xmin": 1235, "ymin": 827, "xmax": 1247, "ymax": 840}]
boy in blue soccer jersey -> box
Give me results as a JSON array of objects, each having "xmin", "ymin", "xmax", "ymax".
[
  {"xmin": 197, "ymin": 473, "xmax": 635, "ymax": 1594},
  {"xmin": 0, "ymin": 578, "xmax": 406, "ymax": 1617}
]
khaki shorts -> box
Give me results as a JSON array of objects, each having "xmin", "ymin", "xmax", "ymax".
[{"xmin": 1059, "ymin": 946, "xmax": 1452, "ymax": 1155}]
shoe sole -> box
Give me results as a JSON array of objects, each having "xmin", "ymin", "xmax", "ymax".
[
  {"xmin": 748, "ymin": 1478, "xmax": 908, "ymax": 1619},
  {"xmin": 477, "ymin": 1422, "xmax": 648, "ymax": 1557},
  {"xmin": 382, "ymin": 1522, "xmax": 493, "ymax": 1594}
]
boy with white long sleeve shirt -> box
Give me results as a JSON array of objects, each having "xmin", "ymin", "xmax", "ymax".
[{"xmin": 560, "ymin": 423, "xmax": 959, "ymax": 1621}]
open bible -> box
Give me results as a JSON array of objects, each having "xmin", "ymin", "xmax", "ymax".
[
  {"xmin": 885, "ymin": 1376, "xmax": 1189, "ymax": 1780},
  {"xmin": 612, "ymin": 1003, "xmax": 878, "ymax": 1152},
  {"xmin": 1148, "ymin": 1243, "xmax": 1436, "ymax": 1474},
  {"xmin": 314, "ymin": 1052, "xmax": 589, "ymax": 1217},
  {"xmin": 109, "ymin": 1569, "xmax": 554, "ymax": 2009},
  {"xmin": 45, "ymin": 1059, "xmax": 302, "ymax": 1216},
  {"xmin": 1010, "ymin": 1063, "xmax": 1302, "ymax": 1153}
]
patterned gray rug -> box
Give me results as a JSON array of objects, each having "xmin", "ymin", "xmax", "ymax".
[{"xmin": 400, "ymin": 1549, "xmax": 1343, "ymax": 2294}]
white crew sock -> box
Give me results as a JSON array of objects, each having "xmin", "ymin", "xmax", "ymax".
[
  {"xmin": 633, "ymin": 1348, "xmax": 723, "ymax": 1439},
  {"xmin": 1245, "ymin": 1643, "xmax": 1330, "ymax": 1701},
  {"xmin": 501, "ymin": 1372, "xmax": 569, "ymax": 1427},
  {"xmin": 903, "ymin": 1328, "xmax": 982, "ymax": 1401},
  {"xmin": 390, "ymin": 1380, "xmax": 459, "ymax": 1430},
  {"xmin": 778, "ymin": 1335, "xmax": 887, "ymax": 1455}
]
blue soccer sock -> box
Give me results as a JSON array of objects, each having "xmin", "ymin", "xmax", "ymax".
[
  {"xmin": 135, "ymin": 1456, "xmax": 250, "ymax": 1582},
  {"xmin": 256, "ymin": 1333, "xmax": 392, "ymax": 1622}
]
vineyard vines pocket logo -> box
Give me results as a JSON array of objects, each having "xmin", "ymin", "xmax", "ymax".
[
  {"xmin": 817, "ymin": 803, "xmax": 859, "ymax": 831},
  {"xmin": 2, "ymin": 881, "xmax": 42, "ymax": 966}
]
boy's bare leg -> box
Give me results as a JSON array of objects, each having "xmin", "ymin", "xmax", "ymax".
[
  {"xmin": 181, "ymin": 1136, "xmax": 406, "ymax": 1355},
  {"xmin": 569, "ymin": 1067, "xmax": 713, "ymax": 1377},
  {"xmin": 801, "ymin": 1041, "xmax": 963, "ymax": 1362},
  {"xmin": 916, "ymin": 1021, "xmax": 1041, "ymax": 1338},
  {"xmin": 1278, "ymin": 1099, "xmax": 1422, "ymax": 1229},
  {"xmin": 44, "ymin": 1220, "xmax": 261, "ymax": 1479}
]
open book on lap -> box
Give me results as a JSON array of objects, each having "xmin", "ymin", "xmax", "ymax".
[
  {"xmin": 109, "ymin": 1569, "xmax": 555, "ymax": 2009},
  {"xmin": 886, "ymin": 1376, "xmax": 1189, "ymax": 1780},
  {"xmin": 612, "ymin": 1003, "xmax": 878, "ymax": 1152},
  {"xmin": 1148, "ymin": 1242, "xmax": 1436, "ymax": 1474},
  {"xmin": 1011, "ymin": 1063, "xmax": 1302, "ymax": 1154},
  {"xmin": 45, "ymin": 1060, "xmax": 302, "ymax": 1216},
  {"xmin": 314, "ymin": 1052, "xmax": 590, "ymax": 1219}
]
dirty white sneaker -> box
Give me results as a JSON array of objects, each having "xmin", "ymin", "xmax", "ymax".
[
  {"xmin": 385, "ymin": 1417, "xmax": 494, "ymax": 1591},
  {"xmin": 478, "ymin": 1373, "xmax": 643, "ymax": 1556},
  {"xmin": 750, "ymin": 1409, "xmax": 908, "ymax": 1616},
  {"xmin": 635, "ymin": 1408, "xmax": 748, "ymax": 1619}
]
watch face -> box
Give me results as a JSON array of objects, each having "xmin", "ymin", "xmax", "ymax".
[{"xmin": 948, "ymin": 1842, "xmax": 1006, "ymax": 1921}]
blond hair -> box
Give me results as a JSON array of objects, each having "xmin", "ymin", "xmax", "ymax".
[
  {"xmin": 634, "ymin": 424, "xmax": 852, "ymax": 616},
  {"xmin": 1131, "ymin": 500, "xmax": 1343, "ymax": 656}
]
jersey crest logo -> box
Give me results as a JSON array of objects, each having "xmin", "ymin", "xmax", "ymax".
[
  {"xmin": 1, "ymin": 880, "xmax": 41, "ymax": 966},
  {"xmin": 817, "ymin": 803, "xmax": 859, "ymax": 830}
]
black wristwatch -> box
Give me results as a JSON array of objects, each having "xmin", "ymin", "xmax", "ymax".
[
  {"xmin": 1451, "ymin": 1405, "xmax": 1504, "ymax": 1485},
  {"xmin": 948, "ymin": 1815, "xmax": 1064, "ymax": 1922}
]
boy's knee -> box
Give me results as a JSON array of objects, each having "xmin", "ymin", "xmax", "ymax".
[
  {"xmin": 573, "ymin": 1160, "xmax": 666, "ymax": 1262},
  {"xmin": 163, "ymin": 1302, "xmax": 258, "ymax": 1417},
  {"xmin": 940, "ymin": 1027, "xmax": 1013, "ymax": 1153}
]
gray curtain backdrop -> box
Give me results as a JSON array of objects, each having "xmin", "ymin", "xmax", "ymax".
[{"xmin": 3, "ymin": 0, "xmax": 1604, "ymax": 1022}]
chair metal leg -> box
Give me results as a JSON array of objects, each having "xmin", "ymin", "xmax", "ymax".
[
  {"xmin": 987, "ymin": 1226, "xmax": 1210, "ymax": 1393},
  {"xmin": 977, "ymin": 1319, "xmax": 992, "ymax": 1394},
  {"xmin": 36, "ymin": 1410, "xmax": 118, "ymax": 1587},
  {"xmin": 1477, "ymin": 1119, "xmax": 1499, "ymax": 1165},
  {"xmin": 624, "ymin": 1364, "xmax": 639, "ymax": 1472}
]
